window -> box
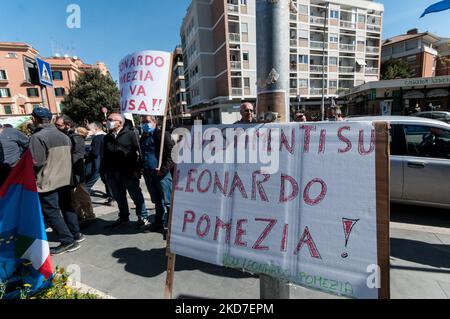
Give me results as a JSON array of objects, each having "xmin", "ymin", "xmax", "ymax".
[
  {"xmin": 240, "ymin": 0, "xmax": 247, "ymax": 5},
  {"xmin": 298, "ymin": 79, "xmax": 308, "ymax": 88},
  {"xmin": 0, "ymin": 88, "xmax": 11, "ymax": 98},
  {"xmin": 243, "ymin": 52, "xmax": 249, "ymax": 61},
  {"xmin": 298, "ymin": 29, "xmax": 308, "ymax": 39},
  {"xmin": 330, "ymin": 10, "xmax": 339, "ymax": 19},
  {"xmin": 329, "ymin": 57, "xmax": 338, "ymax": 66},
  {"xmin": 27, "ymin": 88, "xmax": 39, "ymax": 97},
  {"xmin": 407, "ymin": 55, "xmax": 417, "ymax": 64},
  {"xmin": 23, "ymin": 57, "xmax": 39, "ymax": 85},
  {"xmin": 290, "ymin": 79, "xmax": 297, "ymax": 88},
  {"xmin": 6, "ymin": 53, "xmax": 17, "ymax": 59},
  {"xmin": 298, "ymin": 4, "xmax": 308, "ymax": 15},
  {"xmin": 329, "ymin": 80, "xmax": 337, "ymax": 88},
  {"xmin": 358, "ymin": 14, "xmax": 365, "ymax": 23},
  {"xmin": 54, "ymin": 87, "xmax": 66, "ymax": 97},
  {"xmin": 4, "ymin": 105, "xmax": 12, "ymax": 114},
  {"xmin": 406, "ymin": 39, "xmax": 419, "ymax": 51},
  {"xmin": 298, "ymin": 55, "xmax": 308, "ymax": 64},
  {"xmin": 0, "ymin": 70, "xmax": 7, "ymax": 80},
  {"xmin": 330, "ymin": 34, "xmax": 338, "ymax": 43},
  {"xmin": 241, "ymin": 23, "xmax": 248, "ymax": 34},
  {"xmin": 244, "ymin": 77, "xmax": 250, "ymax": 88},
  {"xmin": 52, "ymin": 71, "xmax": 63, "ymax": 80},
  {"xmin": 404, "ymin": 125, "xmax": 450, "ymax": 159}
]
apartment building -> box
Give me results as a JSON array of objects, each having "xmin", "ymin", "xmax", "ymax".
[
  {"xmin": 381, "ymin": 29, "xmax": 441, "ymax": 78},
  {"xmin": 436, "ymin": 38, "xmax": 450, "ymax": 76},
  {"xmin": 0, "ymin": 42, "xmax": 109, "ymax": 117},
  {"xmin": 169, "ymin": 46, "xmax": 189, "ymax": 125},
  {"xmin": 180, "ymin": 0, "xmax": 384, "ymax": 124}
]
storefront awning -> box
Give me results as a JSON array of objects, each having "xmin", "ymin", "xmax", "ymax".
[
  {"xmin": 426, "ymin": 89, "xmax": 449, "ymax": 98},
  {"xmin": 403, "ymin": 90, "xmax": 425, "ymax": 99},
  {"xmin": 356, "ymin": 59, "xmax": 367, "ymax": 66}
]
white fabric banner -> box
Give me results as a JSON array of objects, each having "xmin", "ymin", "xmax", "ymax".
[
  {"xmin": 170, "ymin": 122, "xmax": 382, "ymax": 299},
  {"xmin": 119, "ymin": 50, "xmax": 171, "ymax": 116}
]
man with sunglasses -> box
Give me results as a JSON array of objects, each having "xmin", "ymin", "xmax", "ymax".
[{"xmin": 235, "ymin": 102, "xmax": 256, "ymax": 124}]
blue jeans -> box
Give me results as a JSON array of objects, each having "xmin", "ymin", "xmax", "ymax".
[
  {"xmin": 107, "ymin": 172, "xmax": 148, "ymax": 221},
  {"xmin": 143, "ymin": 169, "xmax": 172, "ymax": 227},
  {"xmin": 39, "ymin": 186, "xmax": 80, "ymax": 245}
]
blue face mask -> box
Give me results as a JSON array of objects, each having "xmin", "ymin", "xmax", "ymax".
[{"xmin": 142, "ymin": 123, "xmax": 155, "ymax": 134}]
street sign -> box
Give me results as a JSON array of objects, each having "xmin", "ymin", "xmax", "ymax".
[{"xmin": 36, "ymin": 57, "xmax": 53, "ymax": 87}]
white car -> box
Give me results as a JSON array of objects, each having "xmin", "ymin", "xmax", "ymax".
[{"xmin": 348, "ymin": 116, "xmax": 450, "ymax": 209}]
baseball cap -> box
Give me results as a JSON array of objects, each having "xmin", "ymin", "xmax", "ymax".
[{"xmin": 32, "ymin": 107, "xmax": 53, "ymax": 120}]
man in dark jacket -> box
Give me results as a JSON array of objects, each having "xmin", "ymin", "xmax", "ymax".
[
  {"xmin": 102, "ymin": 113, "xmax": 148, "ymax": 229},
  {"xmin": 0, "ymin": 124, "xmax": 29, "ymax": 186},
  {"xmin": 29, "ymin": 108, "xmax": 83, "ymax": 255},
  {"xmin": 140, "ymin": 116, "xmax": 174, "ymax": 232},
  {"xmin": 55, "ymin": 115, "xmax": 94, "ymax": 222}
]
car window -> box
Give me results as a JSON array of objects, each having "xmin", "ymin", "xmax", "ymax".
[
  {"xmin": 404, "ymin": 125, "xmax": 450, "ymax": 159},
  {"xmin": 390, "ymin": 124, "xmax": 407, "ymax": 156}
]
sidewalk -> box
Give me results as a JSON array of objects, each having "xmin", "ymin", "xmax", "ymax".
[{"xmin": 51, "ymin": 182, "xmax": 450, "ymax": 299}]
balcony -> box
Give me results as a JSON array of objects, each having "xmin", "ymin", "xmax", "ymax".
[
  {"xmin": 230, "ymin": 61, "xmax": 242, "ymax": 70},
  {"xmin": 310, "ymin": 16, "xmax": 326, "ymax": 25},
  {"xmin": 340, "ymin": 21, "xmax": 356, "ymax": 29},
  {"xmin": 337, "ymin": 88, "xmax": 351, "ymax": 95},
  {"xmin": 366, "ymin": 67, "xmax": 379, "ymax": 75},
  {"xmin": 231, "ymin": 88, "xmax": 243, "ymax": 96},
  {"xmin": 339, "ymin": 66, "xmax": 355, "ymax": 74},
  {"xmin": 227, "ymin": 4, "xmax": 239, "ymax": 14},
  {"xmin": 310, "ymin": 41, "xmax": 328, "ymax": 50},
  {"xmin": 339, "ymin": 43, "xmax": 355, "ymax": 52},
  {"xmin": 367, "ymin": 24, "xmax": 381, "ymax": 32},
  {"xmin": 310, "ymin": 65, "xmax": 325, "ymax": 73},
  {"xmin": 366, "ymin": 46, "xmax": 379, "ymax": 54},
  {"xmin": 229, "ymin": 33, "xmax": 240, "ymax": 43},
  {"xmin": 310, "ymin": 88, "xmax": 327, "ymax": 95}
]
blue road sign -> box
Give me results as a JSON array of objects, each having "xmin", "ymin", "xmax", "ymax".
[{"xmin": 36, "ymin": 57, "xmax": 53, "ymax": 87}]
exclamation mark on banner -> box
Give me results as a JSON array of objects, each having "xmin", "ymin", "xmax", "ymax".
[
  {"xmin": 341, "ymin": 218, "xmax": 359, "ymax": 259},
  {"xmin": 152, "ymin": 99, "xmax": 158, "ymax": 111},
  {"xmin": 158, "ymin": 99, "xmax": 163, "ymax": 110}
]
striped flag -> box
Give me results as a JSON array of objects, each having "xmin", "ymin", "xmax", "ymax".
[
  {"xmin": 420, "ymin": 0, "xmax": 450, "ymax": 18},
  {"xmin": 0, "ymin": 151, "xmax": 53, "ymax": 298}
]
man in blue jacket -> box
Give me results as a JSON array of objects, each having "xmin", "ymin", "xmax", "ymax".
[{"xmin": 140, "ymin": 116, "xmax": 174, "ymax": 233}]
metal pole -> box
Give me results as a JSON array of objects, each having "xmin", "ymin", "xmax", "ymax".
[
  {"xmin": 321, "ymin": 5, "xmax": 328, "ymax": 121},
  {"xmin": 256, "ymin": 0, "xmax": 291, "ymax": 297},
  {"xmin": 41, "ymin": 85, "xmax": 48, "ymax": 109},
  {"xmin": 256, "ymin": 0, "xmax": 290, "ymax": 123}
]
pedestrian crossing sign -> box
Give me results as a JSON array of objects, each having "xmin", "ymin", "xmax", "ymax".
[{"xmin": 36, "ymin": 57, "xmax": 53, "ymax": 87}]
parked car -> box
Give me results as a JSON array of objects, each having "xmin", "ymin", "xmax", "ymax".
[
  {"xmin": 413, "ymin": 111, "xmax": 450, "ymax": 124},
  {"xmin": 348, "ymin": 116, "xmax": 450, "ymax": 209}
]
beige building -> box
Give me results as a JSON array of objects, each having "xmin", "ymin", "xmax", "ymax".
[
  {"xmin": 169, "ymin": 46, "xmax": 189, "ymax": 125},
  {"xmin": 0, "ymin": 42, "xmax": 109, "ymax": 118},
  {"xmin": 180, "ymin": 0, "xmax": 384, "ymax": 124}
]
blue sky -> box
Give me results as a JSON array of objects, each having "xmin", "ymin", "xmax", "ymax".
[{"xmin": 0, "ymin": 0, "xmax": 449, "ymax": 81}]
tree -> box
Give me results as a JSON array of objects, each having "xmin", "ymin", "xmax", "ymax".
[
  {"xmin": 381, "ymin": 59, "xmax": 414, "ymax": 80},
  {"xmin": 62, "ymin": 69, "xmax": 120, "ymax": 124}
]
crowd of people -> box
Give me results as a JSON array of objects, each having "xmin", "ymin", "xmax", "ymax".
[{"xmin": 0, "ymin": 108, "xmax": 174, "ymax": 256}]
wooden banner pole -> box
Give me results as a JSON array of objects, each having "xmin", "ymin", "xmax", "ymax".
[
  {"xmin": 375, "ymin": 122, "xmax": 391, "ymax": 299},
  {"xmin": 158, "ymin": 53, "xmax": 174, "ymax": 171},
  {"xmin": 164, "ymin": 164, "xmax": 178, "ymax": 299}
]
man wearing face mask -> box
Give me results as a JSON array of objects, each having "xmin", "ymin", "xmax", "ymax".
[
  {"xmin": 139, "ymin": 116, "xmax": 174, "ymax": 233},
  {"xmin": 102, "ymin": 113, "xmax": 149, "ymax": 229}
]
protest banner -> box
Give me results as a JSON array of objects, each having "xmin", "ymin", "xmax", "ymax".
[
  {"xmin": 119, "ymin": 50, "xmax": 172, "ymax": 116},
  {"xmin": 165, "ymin": 121, "xmax": 390, "ymax": 299},
  {"xmin": 119, "ymin": 50, "xmax": 173, "ymax": 169}
]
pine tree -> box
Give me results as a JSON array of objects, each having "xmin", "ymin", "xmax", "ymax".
[{"xmin": 62, "ymin": 69, "xmax": 120, "ymax": 124}]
